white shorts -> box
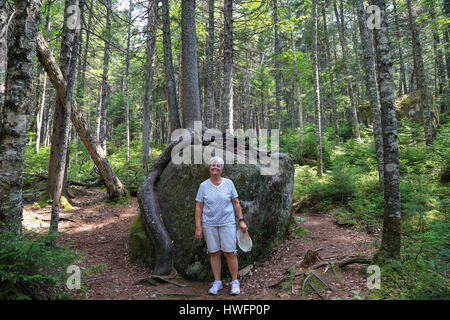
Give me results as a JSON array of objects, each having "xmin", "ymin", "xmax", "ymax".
[{"xmin": 203, "ymin": 224, "xmax": 237, "ymax": 254}]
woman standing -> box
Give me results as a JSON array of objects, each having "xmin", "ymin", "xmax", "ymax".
[{"xmin": 195, "ymin": 156, "xmax": 248, "ymax": 295}]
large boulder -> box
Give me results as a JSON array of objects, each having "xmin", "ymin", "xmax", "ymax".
[{"xmin": 130, "ymin": 148, "xmax": 295, "ymax": 281}]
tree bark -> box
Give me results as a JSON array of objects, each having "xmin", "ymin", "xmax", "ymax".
[
  {"xmin": 0, "ymin": 0, "xmax": 41, "ymax": 234},
  {"xmin": 406, "ymin": 0, "xmax": 433, "ymax": 145},
  {"xmin": 312, "ymin": 0, "xmax": 323, "ymax": 176},
  {"xmin": 392, "ymin": 0, "xmax": 408, "ymax": 95},
  {"xmin": 273, "ymin": 0, "xmax": 281, "ymax": 130},
  {"xmin": 36, "ymin": 31, "xmax": 125, "ymax": 200},
  {"xmin": 204, "ymin": 0, "xmax": 215, "ymax": 128},
  {"xmin": 142, "ymin": 0, "xmax": 157, "ymax": 172},
  {"xmin": 333, "ymin": 0, "xmax": 360, "ymax": 140},
  {"xmin": 99, "ymin": 0, "xmax": 111, "ymax": 153},
  {"xmin": 47, "ymin": 0, "xmax": 80, "ymax": 199},
  {"xmin": 125, "ymin": 0, "xmax": 132, "ymax": 164},
  {"xmin": 356, "ymin": 0, "xmax": 384, "ymax": 192},
  {"xmin": 180, "ymin": 0, "xmax": 201, "ymax": 129},
  {"xmin": 0, "ymin": 0, "xmax": 8, "ymax": 133},
  {"xmin": 427, "ymin": 2, "xmax": 446, "ymax": 114},
  {"xmin": 161, "ymin": 0, "xmax": 181, "ymax": 132},
  {"xmin": 321, "ymin": 3, "xmax": 339, "ymax": 144},
  {"xmin": 49, "ymin": 0, "xmax": 83, "ymax": 236},
  {"xmin": 222, "ymin": 0, "xmax": 233, "ymax": 132},
  {"xmin": 373, "ymin": 0, "xmax": 402, "ymax": 261}
]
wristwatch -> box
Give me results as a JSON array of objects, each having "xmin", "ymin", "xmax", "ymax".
[{"xmin": 239, "ymin": 218, "xmax": 246, "ymax": 223}]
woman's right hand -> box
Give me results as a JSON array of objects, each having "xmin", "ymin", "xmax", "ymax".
[{"xmin": 195, "ymin": 226, "xmax": 202, "ymax": 241}]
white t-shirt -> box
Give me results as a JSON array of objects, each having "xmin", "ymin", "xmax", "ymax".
[{"xmin": 195, "ymin": 178, "xmax": 239, "ymax": 226}]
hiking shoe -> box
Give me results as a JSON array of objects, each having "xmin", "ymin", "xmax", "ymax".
[
  {"xmin": 230, "ymin": 280, "xmax": 240, "ymax": 295},
  {"xmin": 208, "ymin": 280, "xmax": 223, "ymax": 295}
]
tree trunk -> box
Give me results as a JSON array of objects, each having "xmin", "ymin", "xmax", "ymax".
[
  {"xmin": 0, "ymin": 0, "xmax": 8, "ymax": 132},
  {"xmin": 443, "ymin": 0, "xmax": 450, "ymax": 84},
  {"xmin": 356, "ymin": 0, "xmax": 384, "ymax": 192},
  {"xmin": 47, "ymin": 0, "xmax": 79, "ymax": 200},
  {"xmin": 161, "ymin": 0, "xmax": 181, "ymax": 132},
  {"xmin": 321, "ymin": 3, "xmax": 340, "ymax": 144},
  {"xmin": 99, "ymin": 0, "xmax": 111, "ymax": 153},
  {"xmin": 142, "ymin": 0, "xmax": 157, "ymax": 172},
  {"xmin": 333, "ymin": 0, "xmax": 360, "ymax": 140},
  {"xmin": 222, "ymin": 0, "xmax": 233, "ymax": 132},
  {"xmin": 312, "ymin": 0, "xmax": 323, "ymax": 176},
  {"xmin": 273, "ymin": 0, "xmax": 281, "ymax": 130},
  {"xmin": 78, "ymin": 0, "xmax": 92, "ymax": 125},
  {"xmin": 49, "ymin": 0, "xmax": 83, "ymax": 236},
  {"xmin": 428, "ymin": 2, "xmax": 446, "ymax": 114},
  {"xmin": 0, "ymin": 0, "xmax": 41, "ymax": 234},
  {"xmin": 35, "ymin": 72, "xmax": 47, "ymax": 154},
  {"xmin": 124, "ymin": 0, "xmax": 132, "ymax": 164},
  {"xmin": 204, "ymin": 0, "xmax": 215, "ymax": 128},
  {"xmin": 406, "ymin": 0, "xmax": 433, "ymax": 145},
  {"xmin": 180, "ymin": 0, "xmax": 201, "ymax": 129},
  {"xmin": 373, "ymin": 0, "xmax": 402, "ymax": 261},
  {"xmin": 36, "ymin": 31, "xmax": 125, "ymax": 200},
  {"xmin": 392, "ymin": 0, "xmax": 408, "ymax": 95}
]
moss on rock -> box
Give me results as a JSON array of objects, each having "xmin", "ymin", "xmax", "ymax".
[{"xmin": 129, "ymin": 214, "xmax": 154, "ymax": 269}]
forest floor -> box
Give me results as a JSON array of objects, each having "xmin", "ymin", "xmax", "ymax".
[{"xmin": 22, "ymin": 188, "xmax": 376, "ymax": 300}]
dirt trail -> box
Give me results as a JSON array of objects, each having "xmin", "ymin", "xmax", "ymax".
[{"xmin": 23, "ymin": 189, "xmax": 376, "ymax": 300}]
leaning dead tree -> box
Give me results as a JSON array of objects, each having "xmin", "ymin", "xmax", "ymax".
[{"xmin": 36, "ymin": 31, "xmax": 126, "ymax": 200}]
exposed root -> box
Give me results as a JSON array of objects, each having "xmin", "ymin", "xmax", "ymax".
[
  {"xmin": 310, "ymin": 271, "xmax": 333, "ymax": 291},
  {"xmin": 135, "ymin": 270, "xmax": 190, "ymax": 288},
  {"xmin": 301, "ymin": 274, "xmax": 311, "ymax": 297},
  {"xmin": 268, "ymin": 250, "xmax": 372, "ymax": 298},
  {"xmin": 309, "ymin": 279, "xmax": 325, "ymax": 300}
]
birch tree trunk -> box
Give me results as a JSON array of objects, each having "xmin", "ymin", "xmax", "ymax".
[
  {"xmin": 373, "ymin": 0, "xmax": 402, "ymax": 261},
  {"xmin": 0, "ymin": 0, "xmax": 8, "ymax": 132},
  {"xmin": 312, "ymin": 0, "xmax": 323, "ymax": 176},
  {"xmin": 142, "ymin": 0, "xmax": 157, "ymax": 172},
  {"xmin": 356, "ymin": 0, "xmax": 384, "ymax": 192},
  {"xmin": 0, "ymin": 0, "xmax": 41, "ymax": 234}
]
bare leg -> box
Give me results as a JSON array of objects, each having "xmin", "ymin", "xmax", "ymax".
[
  {"xmin": 223, "ymin": 252, "xmax": 238, "ymax": 281},
  {"xmin": 210, "ymin": 251, "xmax": 222, "ymax": 281}
]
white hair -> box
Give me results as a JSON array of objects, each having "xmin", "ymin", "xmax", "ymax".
[{"xmin": 210, "ymin": 156, "xmax": 224, "ymax": 169}]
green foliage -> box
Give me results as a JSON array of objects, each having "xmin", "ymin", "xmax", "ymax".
[
  {"xmin": 293, "ymin": 226, "xmax": 309, "ymax": 238},
  {"xmin": 291, "ymin": 117, "xmax": 450, "ymax": 299},
  {"xmin": 280, "ymin": 125, "xmax": 332, "ymax": 167},
  {"xmin": 0, "ymin": 230, "xmax": 80, "ymax": 300}
]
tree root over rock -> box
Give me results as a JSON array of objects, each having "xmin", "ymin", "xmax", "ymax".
[{"xmin": 137, "ymin": 126, "xmax": 279, "ymax": 277}]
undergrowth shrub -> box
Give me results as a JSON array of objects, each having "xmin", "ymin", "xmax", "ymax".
[{"xmin": 0, "ymin": 231, "xmax": 80, "ymax": 300}]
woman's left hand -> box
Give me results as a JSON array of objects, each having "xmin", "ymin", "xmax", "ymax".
[{"xmin": 239, "ymin": 221, "xmax": 248, "ymax": 233}]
